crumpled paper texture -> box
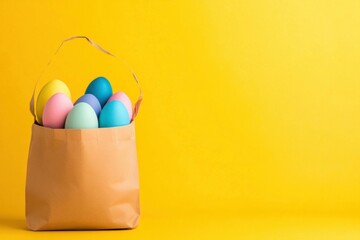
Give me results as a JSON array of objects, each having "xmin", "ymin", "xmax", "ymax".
[{"xmin": 26, "ymin": 122, "xmax": 140, "ymax": 230}]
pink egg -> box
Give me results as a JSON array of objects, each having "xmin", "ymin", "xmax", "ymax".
[
  {"xmin": 43, "ymin": 93, "xmax": 73, "ymax": 128},
  {"xmin": 107, "ymin": 92, "xmax": 132, "ymax": 119}
]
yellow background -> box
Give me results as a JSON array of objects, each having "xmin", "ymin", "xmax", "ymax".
[{"xmin": 1, "ymin": 0, "xmax": 360, "ymax": 239}]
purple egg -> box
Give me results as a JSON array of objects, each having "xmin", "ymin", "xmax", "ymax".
[{"xmin": 75, "ymin": 94, "xmax": 102, "ymax": 116}]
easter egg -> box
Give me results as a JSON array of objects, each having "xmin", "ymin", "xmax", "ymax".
[
  {"xmin": 107, "ymin": 92, "xmax": 132, "ymax": 119},
  {"xmin": 99, "ymin": 100, "xmax": 130, "ymax": 128},
  {"xmin": 85, "ymin": 76, "xmax": 112, "ymax": 107},
  {"xmin": 36, "ymin": 80, "xmax": 71, "ymax": 124},
  {"xmin": 43, "ymin": 93, "xmax": 73, "ymax": 129},
  {"xmin": 65, "ymin": 103, "xmax": 98, "ymax": 129},
  {"xmin": 75, "ymin": 94, "xmax": 101, "ymax": 116}
]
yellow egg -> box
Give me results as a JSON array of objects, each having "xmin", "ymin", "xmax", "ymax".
[{"xmin": 36, "ymin": 80, "xmax": 71, "ymax": 124}]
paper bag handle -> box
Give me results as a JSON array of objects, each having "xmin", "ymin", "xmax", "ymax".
[{"xmin": 30, "ymin": 36, "xmax": 143, "ymax": 123}]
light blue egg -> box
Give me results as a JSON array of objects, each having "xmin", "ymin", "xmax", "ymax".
[
  {"xmin": 75, "ymin": 94, "xmax": 102, "ymax": 116},
  {"xmin": 85, "ymin": 76, "xmax": 113, "ymax": 107},
  {"xmin": 65, "ymin": 102, "xmax": 98, "ymax": 129},
  {"xmin": 99, "ymin": 100, "xmax": 130, "ymax": 128}
]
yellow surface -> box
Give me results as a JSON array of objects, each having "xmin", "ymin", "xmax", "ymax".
[{"xmin": 1, "ymin": 0, "xmax": 360, "ymax": 238}]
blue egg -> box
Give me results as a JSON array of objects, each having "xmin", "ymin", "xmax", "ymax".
[
  {"xmin": 75, "ymin": 94, "xmax": 102, "ymax": 116},
  {"xmin": 85, "ymin": 76, "xmax": 113, "ymax": 107},
  {"xmin": 99, "ymin": 100, "xmax": 130, "ymax": 128}
]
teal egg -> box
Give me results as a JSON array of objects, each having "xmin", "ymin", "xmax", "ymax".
[
  {"xmin": 99, "ymin": 100, "xmax": 130, "ymax": 128},
  {"xmin": 85, "ymin": 76, "xmax": 113, "ymax": 107},
  {"xmin": 65, "ymin": 102, "xmax": 98, "ymax": 129}
]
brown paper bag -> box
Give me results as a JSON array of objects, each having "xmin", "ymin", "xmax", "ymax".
[{"xmin": 26, "ymin": 36, "xmax": 142, "ymax": 230}]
